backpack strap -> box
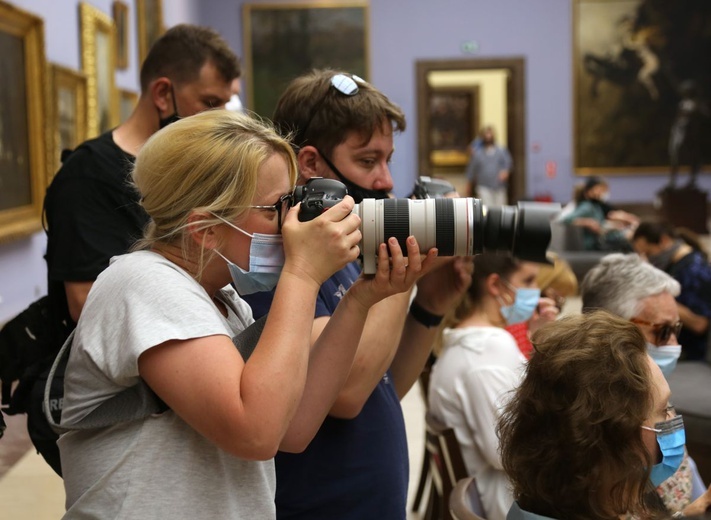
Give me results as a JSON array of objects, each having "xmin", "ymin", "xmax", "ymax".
[{"xmin": 43, "ymin": 315, "xmax": 268, "ymax": 432}]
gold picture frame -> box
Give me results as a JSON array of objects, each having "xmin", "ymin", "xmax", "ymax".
[
  {"xmin": 80, "ymin": 2, "xmax": 119, "ymax": 139},
  {"xmin": 0, "ymin": 1, "xmax": 47, "ymax": 243},
  {"xmin": 112, "ymin": 1, "xmax": 129, "ymax": 70},
  {"xmin": 136, "ymin": 0, "xmax": 163, "ymax": 65},
  {"xmin": 243, "ymin": 2, "xmax": 369, "ymax": 118},
  {"xmin": 48, "ymin": 64, "xmax": 87, "ymax": 181},
  {"xmin": 119, "ymin": 88, "xmax": 138, "ymax": 123}
]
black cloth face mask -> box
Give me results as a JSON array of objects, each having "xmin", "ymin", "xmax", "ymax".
[
  {"xmin": 316, "ymin": 148, "xmax": 389, "ymax": 203},
  {"xmin": 158, "ymin": 84, "xmax": 181, "ymax": 129}
]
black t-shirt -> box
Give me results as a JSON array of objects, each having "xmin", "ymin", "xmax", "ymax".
[{"xmin": 44, "ymin": 131, "xmax": 149, "ymax": 342}]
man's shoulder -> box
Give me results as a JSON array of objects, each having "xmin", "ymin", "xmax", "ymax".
[{"xmin": 51, "ymin": 131, "xmax": 132, "ymax": 185}]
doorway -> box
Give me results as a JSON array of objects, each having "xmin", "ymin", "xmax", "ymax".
[{"xmin": 416, "ymin": 57, "xmax": 526, "ymax": 202}]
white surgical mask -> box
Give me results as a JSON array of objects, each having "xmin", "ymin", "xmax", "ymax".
[{"xmin": 225, "ymin": 94, "xmax": 244, "ymax": 113}]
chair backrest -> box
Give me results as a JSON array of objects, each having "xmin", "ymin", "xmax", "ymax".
[
  {"xmin": 425, "ymin": 412, "xmax": 479, "ymax": 520},
  {"xmin": 439, "ymin": 424, "xmax": 469, "ymax": 488},
  {"xmin": 549, "ymin": 220, "xmax": 586, "ymax": 252},
  {"xmin": 450, "ymin": 476, "xmax": 487, "ymax": 520},
  {"xmin": 424, "ymin": 412, "xmax": 448, "ymax": 500}
]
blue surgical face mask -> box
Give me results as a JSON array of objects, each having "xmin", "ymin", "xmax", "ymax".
[
  {"xmin": 642, "ymin": 414, "xmax": 685, "ymax": 487},
  {"xmin": 646, "ymin": 342, "xmax": 682, "ymax": 378},
  {"xmin": 498, "ymin": 280, "xmax": 540, "ymax": 325},
  {"xmin": 212, "ymin": 215, "xmax": 284, "ymax": 295}
]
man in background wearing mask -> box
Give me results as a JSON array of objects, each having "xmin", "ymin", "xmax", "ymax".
[
  {"xmin": 243, "ymin": 69, "xmax": 473, "ymax": 519},
  {"xmin": 464, "ymin": 125, "xmax": 512, "ymax": 207},
  {"xmin": 581, "ymin": 253, "xmax": 708, "ymax": 507},
  {"xmin": 633, "ymin": 220, "xmax": 711, "ymax": 361},
  {"xmin": 38, "ymin": 24, "xmax": 240, "ymax": 475}
]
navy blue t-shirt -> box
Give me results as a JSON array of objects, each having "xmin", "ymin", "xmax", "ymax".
[
  {"xmin": 669, "ymin": 251, "xmax": 711, "ymax": 360},
  {"xmin": 243, "ymin": 262, "xmax": 410, "ymax": 519}
]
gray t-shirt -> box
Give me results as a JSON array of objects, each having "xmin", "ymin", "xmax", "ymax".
[
  {"xmin": 465, "ymin": 145, "xmax": 513, "ymax": 189},
  {"xmin": 59, "ymin": 251, "xmax": 276, "ymax": 519}
]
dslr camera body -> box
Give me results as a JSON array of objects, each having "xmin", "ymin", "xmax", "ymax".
[
  {"xmin": 292, "ymin": 177, "xmax": 559, "ymax": 274},
  {"xmin": 411, "ymin": 176, "xmax": 458, "ymax": 199}
]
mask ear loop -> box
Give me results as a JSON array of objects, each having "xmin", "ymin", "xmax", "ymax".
[{"xmin": 210, "ymin": 212, "xmax": 254, "ymax": 238}]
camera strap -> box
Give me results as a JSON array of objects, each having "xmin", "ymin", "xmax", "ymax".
[{"xmin": 44, "ymin": 315, "xmax": 268, "ymax": 432}]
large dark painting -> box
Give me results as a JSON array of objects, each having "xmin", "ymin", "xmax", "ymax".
[
  {"xmin": 243, "ymin": 2, "xmax": 368, "ymax": 119},
  {"xmin": 574, "ymin": 0, "xmax": 711, "ymax": 174},
  {"xmin": 0, "ymin": 29, "xmax": 30, "ymax": 212},
  {"xmin": 0, "ymin": 1, "xmax": 47, "ymax": 242}
]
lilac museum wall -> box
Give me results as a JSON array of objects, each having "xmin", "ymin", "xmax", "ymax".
[{"xmin": 2, "ymin": 0, "xmax": 708, "ymax": 323}]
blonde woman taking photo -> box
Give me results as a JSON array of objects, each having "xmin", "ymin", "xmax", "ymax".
[{"xmin": 57, "ymin": 110, "xmax": 433, "ymax": 519}]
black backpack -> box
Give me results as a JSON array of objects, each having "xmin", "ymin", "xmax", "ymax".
[{"xmin": 0, "ymin": 296, "xmax": 68, "ymax": 474}]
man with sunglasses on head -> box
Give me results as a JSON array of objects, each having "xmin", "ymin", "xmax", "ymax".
[
  {"xmin": 581, "ymin": 253, "xmax": 708, "ymax": 511},
  {"xmin": 242, "ymin": 69, "xmax": 473, "ymax": 519}
]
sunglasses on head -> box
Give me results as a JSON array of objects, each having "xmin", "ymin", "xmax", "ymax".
[
  {"xmin": 630, "ymin": 318, "xmax": 683, "ymax": 345},
  {"xmin": 299, "ymin": 73, "xmax": 365, "ymax": 144}
]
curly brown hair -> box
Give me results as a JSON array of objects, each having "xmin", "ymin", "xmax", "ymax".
[{"xmin": 497, "ymin": 310, "xmax": 655, "ymax": 520}]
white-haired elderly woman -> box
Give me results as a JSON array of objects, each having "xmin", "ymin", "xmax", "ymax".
[
  {"xmin": 57, "ymin": 110, "xmax": 435, "ymax": 519},
  {"xmin": 581, "ymin": 252, "xmax": 709, "ymax": 515}
]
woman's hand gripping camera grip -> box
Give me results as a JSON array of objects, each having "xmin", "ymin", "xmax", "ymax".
[{"xmin": 280, "ymin": 196, "xmax": 362, "ymax": 289}]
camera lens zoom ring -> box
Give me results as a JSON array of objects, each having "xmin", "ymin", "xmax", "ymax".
[
  {"xmin": 434, "ymin": 199, "xmax": 455, "ymax": 256},
  {"xmin": 383, "ymin": 199, "xmax": 410, "ymax": 253}
]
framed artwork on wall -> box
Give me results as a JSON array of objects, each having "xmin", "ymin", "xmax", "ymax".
[
  {"xmin": 574, "ymin": 0, "xmax": 711, "ymax": 175},
  {"xmin": 0, "ymin": 1, "xmax": 47, "ymax": 242},
  {"xmin": 427, "ymin": 87, "xmax": 479, "ymax": 169},
  {"xmin": 112, "ymin": 1, "xmax": 129, "ymax": 70},
  {"xmin": 137, "ymin": 0, "xmax": 163, "ymax": 65},
  {"xmin": 119, "ymin": 88, "xmax": 138, "ymax": 123},
  {"xmin": 243, "ymin": 2, "xmax": 369, "ymax": 118},
  {"xmin": 49, "ymin": 64, "xmax": 87, "ymax": 181},
  {"xmin": 80, "ymin": 2, "xmax": 119, "ymax": 138}
]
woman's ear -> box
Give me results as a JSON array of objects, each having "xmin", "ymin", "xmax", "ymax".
[
  {"xmin": 486, "ymin": 273, "xmax": 504, "ymax": 298},
  {"xmin": 186, "ymin": 211, "xmax": 219, "ymax": 249}
]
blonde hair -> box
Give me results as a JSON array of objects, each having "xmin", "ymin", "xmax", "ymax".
[
  {"xmin": 537, "ymin": 252, "xmax": 579, "ymax": 297},
  {"xmin": 132, "ymin": 110, "xmax": 297, "ymax": 274}
]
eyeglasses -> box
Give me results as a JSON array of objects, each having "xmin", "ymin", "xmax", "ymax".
[
  {"xmin": 641, "ymin": 405, "xmax": 679, "ymax": 433},
  {"xmin": 630, "ymin": 318, "xmax": 683, "ymax": 345},
  {"xmin": 299, "ymin": 73, "xmax": 365, "ymax": 144},
  {"xmin": 248, "ymin": 193, "xmax": 293, "ymax": 232}
]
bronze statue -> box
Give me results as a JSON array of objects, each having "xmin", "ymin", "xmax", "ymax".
[{"xmin": 668, "ymin": 80, "xmax": 708, "ymax": 189}]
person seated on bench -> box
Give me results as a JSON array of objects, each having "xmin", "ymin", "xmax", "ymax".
[
  {"xmin": 498, "ymin": 311, "xmax": 711, "ymax": 520},
  {"xmin": 560, "ymin": 177, "xmax": 638, "ymax": 252},
  {"xmin": 429, "ymin": 254, "xmax": 557, "ymax": 520}
]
